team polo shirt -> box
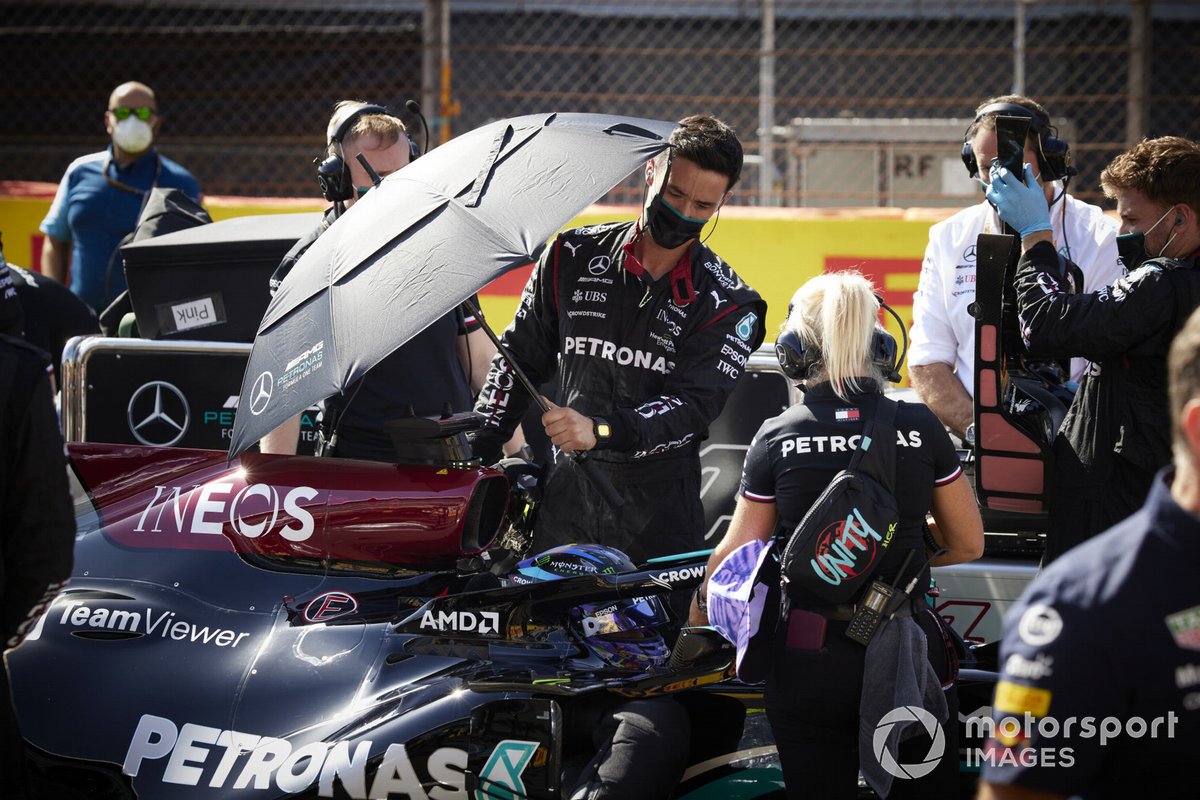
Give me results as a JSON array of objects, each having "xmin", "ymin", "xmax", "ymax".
[
  {"xmin": 40, "ymin": 146, "xmax": 201, "ymax": 310},
  {"xmin": 981, "ymin": 468, "xmax": 1200, "ymax": 797},
  {"xmin": 740, "ymin": 383, "xmax": 961, "ymax": 600}
]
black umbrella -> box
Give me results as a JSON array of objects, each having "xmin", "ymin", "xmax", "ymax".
[{"xmin": 228, "ymin": 112, "xmax": 677, "ymax": 462}]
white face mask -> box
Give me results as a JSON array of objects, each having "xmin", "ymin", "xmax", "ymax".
[{"xmin": 112, "ymin": 117, "xmax": 154, "ymax": 154}]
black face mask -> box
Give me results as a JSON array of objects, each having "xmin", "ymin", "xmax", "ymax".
[
  {"xmin": 1116, "ymin": 232, "xmax": 1148, "ymax": 273},
  {"xmin": 645, "ymin": 192, "xmax": 708, "ymax": 249}
]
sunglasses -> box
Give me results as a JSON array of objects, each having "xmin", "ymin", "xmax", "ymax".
[{"xmin": 109, "ymin": 106, "xmax": 156, "ymax": 121}]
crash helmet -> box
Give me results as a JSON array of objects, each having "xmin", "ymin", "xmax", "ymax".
[{"xmin": 508, "ymin": 544, "xmax": 672, "ymax": 671}]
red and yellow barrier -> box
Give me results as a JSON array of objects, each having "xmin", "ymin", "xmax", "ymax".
[{"xmin": 1, "ymin": 182, "xmax": 957, "ymax": 383}]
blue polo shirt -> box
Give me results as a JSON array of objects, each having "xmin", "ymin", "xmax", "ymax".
[
  {"xmin": 980, "ymin": 468, "xmax": 1200, "ymax": 797},
  {"xmin": 40, "ymin": 146, "xmax": 201, "ymax": 311}
]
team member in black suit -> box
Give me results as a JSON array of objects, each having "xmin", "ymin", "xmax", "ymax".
[
  {"xmin": 471, "ymin": 115, "xmax": 766, "ymax": 564},
  {"xmin": 260, "ymin": 101, "xmax": 521, "ymax": 461}
]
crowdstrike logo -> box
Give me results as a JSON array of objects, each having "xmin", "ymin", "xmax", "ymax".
[{"xmin": 873, "ymin": 705, "xmax": 946, "ymax": 780}]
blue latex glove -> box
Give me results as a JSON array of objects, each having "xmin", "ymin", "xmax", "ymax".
[{"xmin": 985, "ymin": 162, "xmax": 1053, "ymax": 237}]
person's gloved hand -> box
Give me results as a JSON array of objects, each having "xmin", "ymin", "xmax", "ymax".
[{"xmin": 985, "ymin": 162, "xmax": 1053, "ymax": 237}]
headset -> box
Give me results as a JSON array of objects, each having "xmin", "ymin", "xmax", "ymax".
[
  {"xmin": 961, "ymin": 102, "xmax": 1075, "ymax": 183},
  {"xmin": 775, "ymin": 295, "xmax": 908, "ymax": 384},
  {"xmin": 314, "ymin": 102, "xmax": 422, "ymax": 203}
]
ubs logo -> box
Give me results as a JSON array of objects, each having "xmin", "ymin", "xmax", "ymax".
[
  {"xmin": 249, "ymin": 371, "xmax": 273, "ymax": 416},
  {"xmin": 127, "ymin": 381, "xmax": 190, "ymax": 447}
]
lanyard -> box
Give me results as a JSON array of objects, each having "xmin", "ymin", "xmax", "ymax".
[{"xmin": 104, "ymin": 152, "xmax": 161, "ymax": 196}]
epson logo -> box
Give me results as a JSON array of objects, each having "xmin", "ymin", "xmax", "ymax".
[{"xmin": 419, "ymin": 610, "xmax": 501, "ymax": 635}]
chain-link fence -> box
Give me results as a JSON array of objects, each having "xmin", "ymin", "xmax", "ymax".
[{"xmin": 3, "ymin": 0, "xmax": 1197, "ymax": 205}]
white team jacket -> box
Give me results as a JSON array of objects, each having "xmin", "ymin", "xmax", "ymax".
[{"xmin": 909, "ymin": 190, "xmax": 1122, "ymax": 395}]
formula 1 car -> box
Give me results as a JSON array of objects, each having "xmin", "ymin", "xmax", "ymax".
[
  {"xmin": 9, "ymin": 415, "xmax": 790, "ymax": 800},
  {"xmin": 10, "ymin": 404, "xmax": 1003, "ymax": 800},
  {"xmin": 12, "ymin": 219, "xmax": 1043, "ymax": 798}
]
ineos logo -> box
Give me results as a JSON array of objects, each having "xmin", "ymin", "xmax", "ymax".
[
  {"xmin": 249, "ymin": 371, "xmax": 273, "ymax": 416},
  {"xmin": 127, "ymin": 381, "xmax": 190, "ymax": 447},
  {"xmin": 588, "ymin": 255, "xmax": 611, "ymax": 276}
]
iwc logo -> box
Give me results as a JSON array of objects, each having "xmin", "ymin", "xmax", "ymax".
[{"xmin": 127, "ymin": 381, "xmax": 190, "ymax": 447}]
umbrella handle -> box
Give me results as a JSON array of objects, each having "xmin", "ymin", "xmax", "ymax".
[
  {"xmin": 462, "ymin": 299, "xmax": 625, "ymax": 509},
  {"xmin": 573, "ymin": 451, "xmax": 626, "ymax": 509}
]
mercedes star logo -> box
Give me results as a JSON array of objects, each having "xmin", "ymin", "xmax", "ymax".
[
  {"xmin": 127, "ymin": 381, "xmax": 190, "ymax": 447},
  {"xmin": 249, "ymin": 371, "xmax": 274, "ymax": 416}
]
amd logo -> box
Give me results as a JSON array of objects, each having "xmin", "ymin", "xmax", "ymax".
[{"xmin": 419, "ymin": 609, "xmax": 501, "ymax": 635}]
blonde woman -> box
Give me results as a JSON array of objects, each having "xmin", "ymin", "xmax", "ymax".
[{"xmin": 692, "ymin": 271, "xmax": 983, "ymax": 799}]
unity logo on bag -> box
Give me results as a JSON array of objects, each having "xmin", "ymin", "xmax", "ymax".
[
  {"xmin": 809, "ymin": 504, "xmax": 896, "ymax": 586},
  {"xmin": 779, "ymin": 399, "xmax": 902, "ymax": 605}
]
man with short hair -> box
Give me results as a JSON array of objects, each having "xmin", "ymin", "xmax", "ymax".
[
  {"xmin": 986, "ymin": 135, "xmax": 1200, "ymax": 559},
  {"xmin": 909, "ymin": 95, "xmax": 1122, "ymax": 441},
  {"xmin": 471, "ymin": 114, "xmax": 767, "ymax": 564},
  {"xmin": 261, "ymin": 101, "xmax": 514, "ymax": 461},
  {"xmin": 976, "ymin": 300, "xmax": 1200, "ymax": 799},
  {"xmin": 40, "ymin": 81, "xmax": 201, "ymax": 311}
]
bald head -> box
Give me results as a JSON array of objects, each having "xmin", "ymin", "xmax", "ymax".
[{"xmin": 109, "ymin": 81, "xmax": 156, "ymax": 110}]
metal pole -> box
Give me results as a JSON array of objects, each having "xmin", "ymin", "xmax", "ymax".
[
  {"xmin": 1127, "ymin": 0, "xmax": 1151, "ymax": 146},
  {"xmin": 1013, "ymin": 0, "xmax": 1027, "ymax": 95},
  {"xmin": 422, "ymin": 0, "xmax": 439, "ymax": 144},
  {"xmin": 439, "ymin": 0, "xmax": 458, "ymax": 144},
  {"xmin": 758, "ymin": 0, "xmax": 776, "ymax": 207}
]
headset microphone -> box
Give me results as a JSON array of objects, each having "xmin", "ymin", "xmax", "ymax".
[
  {"xmin": 406, "ymin": 99, "xmax": 431, "ymax": 158},
  {"xmin": 355, "ymin": 153, "xmax": 384, "ymax": 188},
  {"xmin": 316, "ymin": 100, "xmax": 424, "ymax": 202}
]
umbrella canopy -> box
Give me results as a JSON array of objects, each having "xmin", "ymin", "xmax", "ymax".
[{"xmin": 228, "ymin": 112, "xmax": 678, "ymax": 459}]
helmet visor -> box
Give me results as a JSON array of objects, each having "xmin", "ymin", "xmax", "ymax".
[{"xmin": 575, "ymin": 595, "xmax": 670, "ymax": 639}]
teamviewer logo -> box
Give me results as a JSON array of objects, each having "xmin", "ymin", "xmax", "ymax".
[{"xmin": 873, "ymin": 705, "xmax": 946, "ymax": 780}]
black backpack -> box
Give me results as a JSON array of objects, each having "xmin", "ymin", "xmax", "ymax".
[{"xmin": 779, "ymin": 397, "xmax": 900, "ymax": 605}]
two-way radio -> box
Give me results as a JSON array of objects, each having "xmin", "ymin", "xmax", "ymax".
[{"xmin": 845, "ymin": 542, "xmax": 946, "ymax": 646}]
